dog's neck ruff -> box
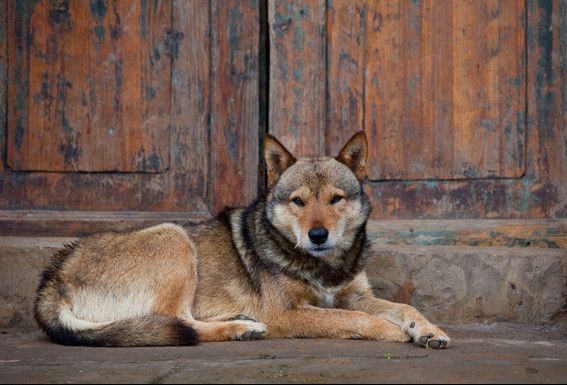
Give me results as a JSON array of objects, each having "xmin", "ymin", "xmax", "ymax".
[{"xmin": 225, "ymin": 200, "xmax": 368, "ymax": 293}]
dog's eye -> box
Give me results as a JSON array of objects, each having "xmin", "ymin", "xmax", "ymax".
[
  {"xmin": 330, "ymin": 195, "xmax": 344, "ymax": 205},
  {"xmin": 291, "ymin": 198, "xmax": 305, "ymax": 207}
]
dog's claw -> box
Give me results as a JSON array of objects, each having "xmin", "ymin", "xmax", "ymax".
[
  {"xmin": 418, "ymin": 334, "xmax": 450, "ymax": 349},
  {"xmin": 237, "ymin": 330, "xmax": 265, "ymax": 341},
  {"xmin": 428, "ymin": 339, "xmax": 441, "ymax": 348},
  {"xmin": 419, "ymin": 333, "xmax": 434, "ymax": 346},
  {"xmin": 229, "ymin": 314, "xmax": 258, "ymax": 322}
]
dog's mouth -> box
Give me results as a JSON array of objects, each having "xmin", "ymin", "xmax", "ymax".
[{"xmin": 308, "ymin": 246, "xmax": 333, "ymax": 257}]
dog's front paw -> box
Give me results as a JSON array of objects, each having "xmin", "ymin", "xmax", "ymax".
[
  {"xmin": 229, "ymin": 320, "xmax": 267, "ymax": 341},
  {"xmin": 405, "ymin": 321, "xmax": 451, "ymax": 349}
]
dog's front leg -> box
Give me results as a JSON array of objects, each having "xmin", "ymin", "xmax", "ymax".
[
  {"xmin": 264, "ymin": 306, "xmax": 410, "ymax": 341},
  {"xmin": 337, "ymin": 274, "xmax": 451, "ymax": 349}
]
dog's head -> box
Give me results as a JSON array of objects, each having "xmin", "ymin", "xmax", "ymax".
[{"xmin": 264, "ymin": 131, "xmax": 370, "ymax": 258}]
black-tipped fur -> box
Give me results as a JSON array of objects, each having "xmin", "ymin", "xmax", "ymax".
[{"xmin": 39, "ymin": 315, "xmax": 198, "ymax": 347}]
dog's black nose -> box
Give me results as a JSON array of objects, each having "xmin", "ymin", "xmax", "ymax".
[{"xmin": 308, "ymin": 227, "xmax": 328, "ymax": 245}]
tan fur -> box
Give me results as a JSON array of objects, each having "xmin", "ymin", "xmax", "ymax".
[{"xmin": 35, "ymin": 132, "xmax": 450, "ymax": 348}]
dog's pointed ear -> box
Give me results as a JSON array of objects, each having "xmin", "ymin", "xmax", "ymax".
[
  {"xmin": 336, "ymin": 131, "xmax": 368, "ymax": 181},
  {"xmin": 264, "ymin": 134, "xmax": 296, "ymax": 188}
]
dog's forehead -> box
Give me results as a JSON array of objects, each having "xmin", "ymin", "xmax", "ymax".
[{"xmin": 274, "ymin": 157, "xmax": 360, "ymax": 198}]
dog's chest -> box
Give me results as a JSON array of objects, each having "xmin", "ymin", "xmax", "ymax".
[{"xmin": 310, "ymin": 283, "xmax": 344, "ymax": 308}]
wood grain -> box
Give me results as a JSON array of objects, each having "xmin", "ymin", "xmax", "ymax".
[
  {"xmin": 366, "ymin": 0, "xmax": 566, "ymax": 218},
  {"xmin": 209, "ymin": 0, "xmax": 260, "ymax": 213},
  {"xmin": 269, "ymin": 0, "xmax": 566, "ymax": 219},
  {"xmin": 0, "ymin": 0, "xmax": 6, "ymax": 170},
  {"xmin": 1, "ymin": 0, "xmax": 566, "ymax": 223},
  {"xmin": 169, "ymin": 0, "xmax": 211, "ymax": 212},
  {"xmin": 7, "ymin": 0, "xmax": 172, "ymax": 172},
  {"xmin": 0, "ymin": 210, "xmax": 209, "ymax": 237},
  {"xmin": 361, "ymin": 0, "xmax": 526, "ymax": 180},
  {"xmin": 0, "ymin": 0, "xmax": 261, "ymax": 214},
  {"xmin": 326, "ymin": 0, "xmax": 366, "ymax": 156},
  {"xmin": 269, "ymin": 0, "xmax": 326, "ymax": 156}
]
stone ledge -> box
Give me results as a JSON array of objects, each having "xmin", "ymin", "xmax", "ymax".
[
  {"xmin": 0, "ymin": 238, "xmax": 72, "ymax": 329},
  {"xmin": 367, "ymin": 245, "xmax": 567, "ymax": 323}
]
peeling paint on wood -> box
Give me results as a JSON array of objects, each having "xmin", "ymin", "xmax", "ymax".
[
  {"xmin": 168, "ymin": 0, "xmax": 210, "ymax": 211},
  {"xmin": 269, "ymin": 0, "xmax": 567, "ymax": 219},
  {"xmin": 0, "ymin": 0, "xmax": 261, "ymax": 214},
  {"xmin": 326, "ymin": 0, "xmax": 527, "ymax": 180},
  {"xmin": 368, "ymin": 219, "xmax": 567, "ymax": 249},
  {"xmin": 269, "ymin": 0, "xmax": 326, "ymax": 156},
  {"xmin": 209, "ymin": 0, "xmax": 260, "ymax": 213},
  {"xmin": 0, "ymin": 0, "xmax": 7, "ymax": 170},
  {"xmin": 6, "ymin": 0, "xmax": 172, "ymax": 172},
  {"xmin": 1, "ymin": 0, "xmax": 566, "ymax": 223}
]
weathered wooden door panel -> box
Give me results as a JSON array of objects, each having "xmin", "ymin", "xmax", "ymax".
[
  {"xmin": 272, "ymin": 0, "xmax": 526, "ymax": 180},
  {"xmin": 0, "ymin": 0, "xmax": 260, "ymax": 215},
  {"xmin": 8, "ymin": 0, "xmax": 172, "ymax": 172},
  {"xmin": 269, "ymin": 0, "xmax": 567, "ymax": 218},
  {"xmin": 363, "ymin": 0, "xmax": 526, "ymax": 180}
]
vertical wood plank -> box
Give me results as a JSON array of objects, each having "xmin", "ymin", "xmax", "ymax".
[
  {"xmin": 399, "ymin": 0, "xmax": 425, "ymax": 178},
  {"xmin": 86, "ymin": 0, "xmax": 171, "ymax": 172},
  {"xmin": 451, "ymin": 0, "xmax": 525, "ymax": 179},
  {"xmin": 0, "ymin": 0, "xmax": 6, "ymax": 169},
  {"xmin": 526, "ymin": 0, "xmax": 567, "ymax": 217},
  {"xmin": 27, "ymin": 0, "xmax": 90, "ymax": 171},
  {"xmin": 88, "ymin": 0, "xmax": 141, "ymax": 171},
  {"xmin": 326, "ymin": 0, "xmax": 366, "ymax": 156},
  {"xmin": 269, "ymin": 0, "xmax": 326, "ymax": 156},
  {"xmin": 364, "ymin": 0, "xmax": 403, "ymax": 180},
  {"xmin": 7, "ymin": 1, "xmax": 32, "ymax": 171},
  {"xmin": 169, "ymin": 0, "xmax": 210, "ymax": 211},
  {"xmin": 209, "ymin": 0, "xmax": 259, "ymax": 213},
  {"xmin": 424, "ymin": 0, "xmax": 455, "ymax": 181},
  {"xmin": 561, "ymin": 0, "xmax": 567, "ymax": 198}
]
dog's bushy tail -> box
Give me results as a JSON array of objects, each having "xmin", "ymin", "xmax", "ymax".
[{"xmin": 37, "ymin": 310, "xmax": 198, "ymax": 347}]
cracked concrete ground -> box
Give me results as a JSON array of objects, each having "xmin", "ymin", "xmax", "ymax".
[{"xmin": 1, "ymin": 323, "xmax": 567, "ymax": 383}]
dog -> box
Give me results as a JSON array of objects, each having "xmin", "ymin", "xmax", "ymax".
[{"xmin": 34, "ymin": 131, "xmax": 451, "ymax": 348}]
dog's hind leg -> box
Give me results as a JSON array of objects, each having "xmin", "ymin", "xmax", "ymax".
[
  {"xmin": 158, "ymin": 284, "xmax": 266, "ymax": 342},
  {"xmin": 170, "ymin": 284, "xmax": 266, "ymax": 342},
  {"xmin": 152, "ymin": 233, "xmax": 266, "ymax": 342}
]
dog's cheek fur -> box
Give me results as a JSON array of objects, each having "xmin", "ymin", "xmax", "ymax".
[
  {"xmin": 344, "ymin": 200, "xmax": 368, "ymax": 231},
  {"xmin": 325, "ymin": 200, "xmax": 366, "ymax": 251},
  {"xmin": 268, "ymin": 203, "xmax": 301, "ymax": 245}
]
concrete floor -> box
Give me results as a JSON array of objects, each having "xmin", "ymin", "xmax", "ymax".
[{"xmin": 1, "ymin": 323, "xmax": 567, "ymax": 384}]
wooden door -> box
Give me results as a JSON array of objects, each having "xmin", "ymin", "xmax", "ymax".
[
  {"xmin": 269, "ymin": 0, "xmax": 567, "ymax": 219},
  {"xmin": 0, "ymin": 0, "xmax": 262, "ymax": 234},
  {"xmin": 1, "ymin": 0, "xmax": 566, "ymax": 236}
]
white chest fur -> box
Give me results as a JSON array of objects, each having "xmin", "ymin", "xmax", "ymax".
[{"xmin": 312, "ymin": 283, "xmax": 345, "ymax": 308}]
